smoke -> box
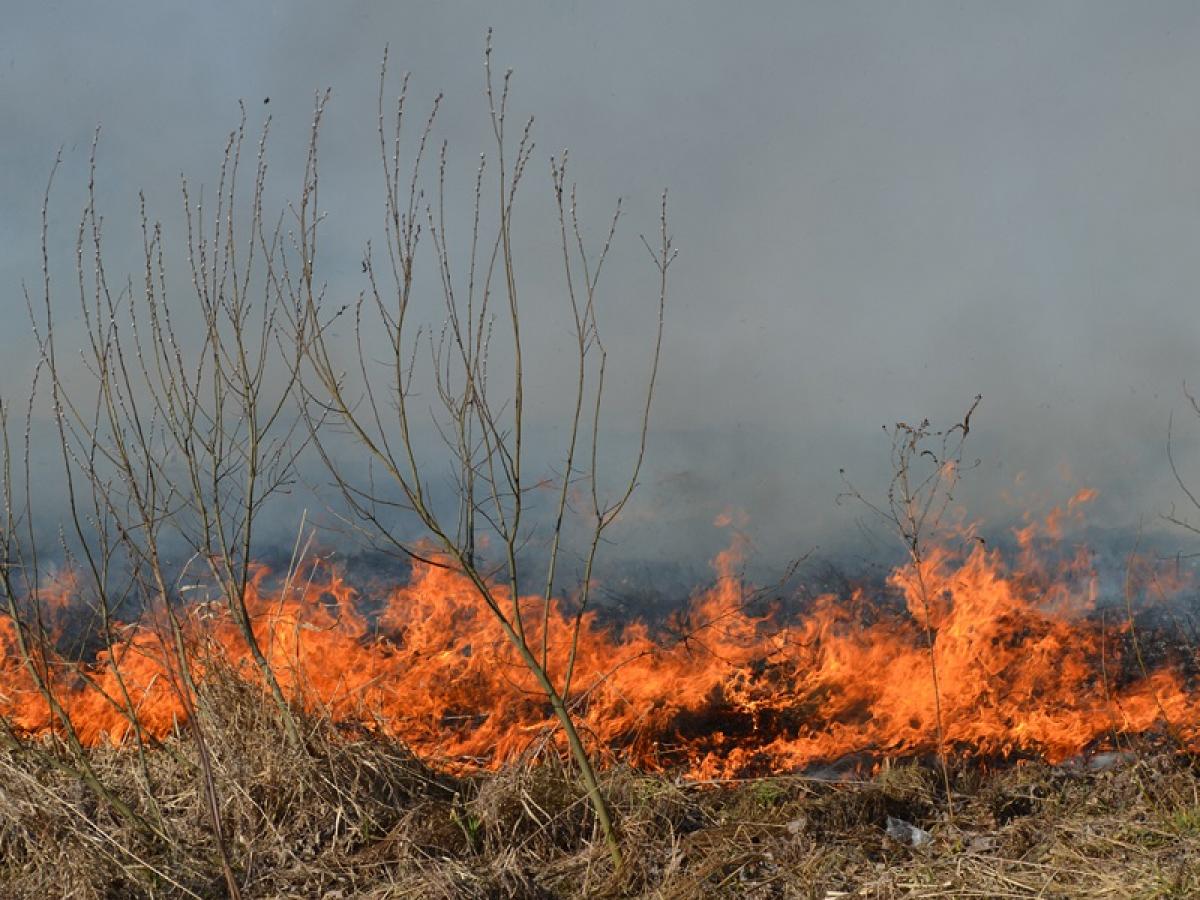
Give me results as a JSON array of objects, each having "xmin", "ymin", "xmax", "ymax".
[{"xmin": 6, "ymin": 2, "xmax": 1200, "ymax": 578}]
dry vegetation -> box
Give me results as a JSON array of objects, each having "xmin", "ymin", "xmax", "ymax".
[{"xmin": 0, "ymin": 669, "xmax": 1195, "ymax": 899}]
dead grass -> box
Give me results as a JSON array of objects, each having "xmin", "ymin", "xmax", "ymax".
[{"xmin": 0, "ymin": 676, "xmax": 1196, "ymax": 898}]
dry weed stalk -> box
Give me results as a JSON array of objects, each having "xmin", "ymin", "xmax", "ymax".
[{"xmin": 839, "ymin": 395, "xmax": 981, "ymax": 818}]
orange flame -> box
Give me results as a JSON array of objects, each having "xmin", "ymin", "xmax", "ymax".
[{"xmin": 1, "ymin": 500, "xmax": 1196, "ymax": 778}]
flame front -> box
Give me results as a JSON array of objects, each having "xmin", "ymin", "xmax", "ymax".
[{"xmin": 2, "ymin": 504, "xmax": 1196, "ymax": 778}]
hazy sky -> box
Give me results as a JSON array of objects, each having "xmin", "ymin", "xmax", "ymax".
[{"xmin": 5, "ymin": 2, "xmax": 1200, "ymax": 564}]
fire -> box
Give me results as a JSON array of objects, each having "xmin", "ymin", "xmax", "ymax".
[{"xmin": 1, "ymin": 496, "xmax": 1196, "ymax": 779}]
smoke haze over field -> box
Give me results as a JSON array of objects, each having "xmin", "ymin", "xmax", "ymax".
[{"xmin": 6, "ymin": 2, "xmax": 1200, "ymax": 569}]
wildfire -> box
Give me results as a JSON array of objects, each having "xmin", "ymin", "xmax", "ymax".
[{"xmin": 1, "ymin": 493, "xmax": 1196, "ymax": 779}]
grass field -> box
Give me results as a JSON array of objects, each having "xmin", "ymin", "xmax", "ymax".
[{"xmin": 1, "ymin": 671, "xmax": 1196, "ymax": 899}]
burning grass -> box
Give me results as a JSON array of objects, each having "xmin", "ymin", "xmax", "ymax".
[
  {"xmin": 6, "ymin": 500, "xmax": 1200, "ymax": 777},
  {"xmin": 0, "ymin": 676, "xmax": 1197, "ymax": 899},
  {"xmin": 2, "ymin": 501, "xmax": 1199, "ymax": 896}
]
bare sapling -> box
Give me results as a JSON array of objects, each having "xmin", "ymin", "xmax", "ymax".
[
  {"xmin": 0, "ymin": 157, "xmax": 186, "ymax": 886},
  {"xmin": 33, "ymin": 114, "xmax": 309, "ymax": 750},
  {"xmin": 293, "ymin": 35, "xmax": 672, "ymax": 872},
  {"xmin": 20, "ymin": 112, "xmax": 318, "ymax": 896}
]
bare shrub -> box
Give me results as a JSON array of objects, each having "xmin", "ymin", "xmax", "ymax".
[{"xmin": 292, "ymin": 35, "xmax": 672, "ymax": 871}]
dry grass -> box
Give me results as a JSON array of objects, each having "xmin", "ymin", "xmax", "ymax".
[{"xmin": 0, "ymin": 676, "xmax": 1196, "ymax": 898}]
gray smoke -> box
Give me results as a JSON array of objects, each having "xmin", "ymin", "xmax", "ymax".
[{"xmin": 5, "ymin": 2, "xmax": 1200, "ymax": 578}]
